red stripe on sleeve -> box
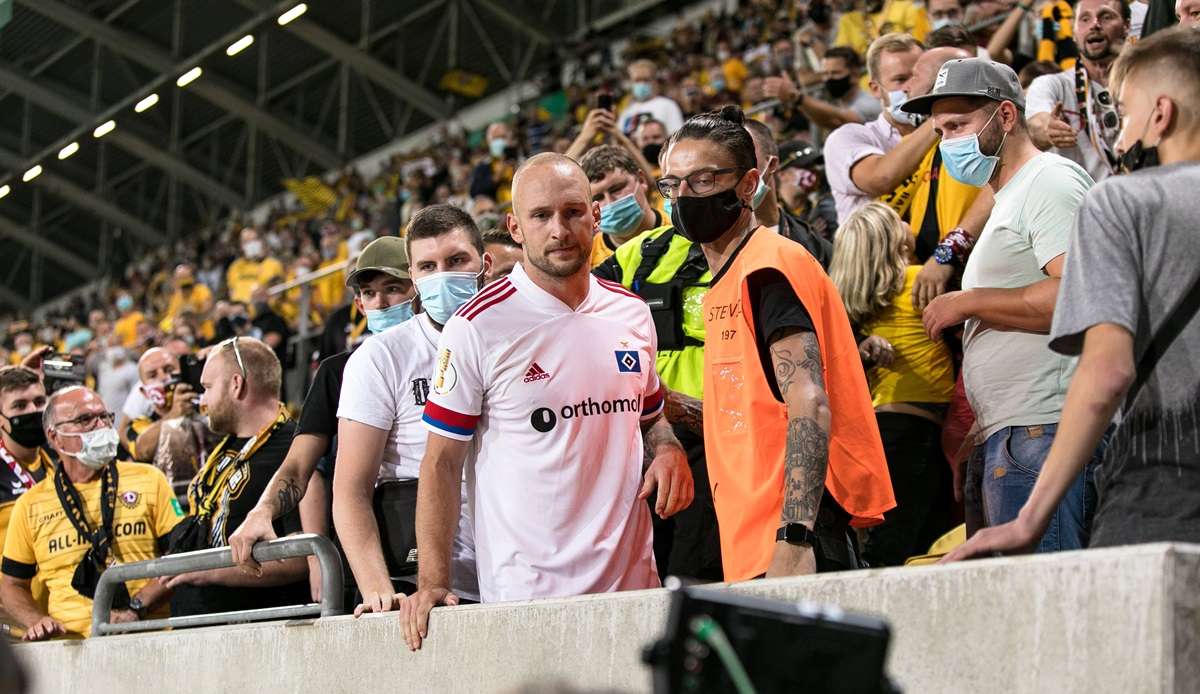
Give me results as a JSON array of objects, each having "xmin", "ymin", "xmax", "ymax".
[{"xmin": 423, "ymin": 401, "xmax": 479, "ymax": 431}]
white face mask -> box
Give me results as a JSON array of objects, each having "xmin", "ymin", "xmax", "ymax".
[{"xmin": 60, "ymin": 426, "xmax": 119, "ymax": 470}]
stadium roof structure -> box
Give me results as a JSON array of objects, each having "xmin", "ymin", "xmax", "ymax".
[{"xmin": 0, "ymin": 0, "xmax": 671, "ymax": 312}]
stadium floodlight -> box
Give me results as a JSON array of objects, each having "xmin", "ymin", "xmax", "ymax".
[
  {"xmin": 135, "ymin": 93, "xmax": 160, "ymax": 112},
  {"xmin": 0, "ymin": 185, "xmax": 9, "ymax": 199},
  {"xmin": 226, "ymin": 34, "xmax": 254, "ymax": 56},
  {"xmin": 278, "ymin": 3, "xmax": 307, "ymax": 25},
  {"xmin": 22, "ymin": 165, "xmax": 42, "ymax": 182},
  {"xmin": 93, "ymin": 120, "xmax": 116, "ymax": 138},
  {"xmin": 58, "ymin": 142, "xmax": 80, "ymax": 160},
  {"xmin": 176, "ymin": 66, "xmax": 203, "ymax": 88}
]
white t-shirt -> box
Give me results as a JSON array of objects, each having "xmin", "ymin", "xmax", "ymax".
[
  {"xmin": 338, "ymin": 313, "xmax": 479, "ymax": 601},
  {"xmin": 1026, "ymin": 70, "xmax": 1118, "ymax": 182},
  {"xmin": 824, "ymin": 114, "xmax": 902, "ymax": 224},
  {"xmin": 422, "ymin": 263, "xmax": 664, "ymax": 603},
  {"xmin": 618, "ymin": 95, "xmax": 685, "ymax": 135},
  {"xmin": 961, "ymin": 152, "xmax": 1094, "ymax": 439},
  {"xmin": 121, "ymin": 385, "xmax": 153, "ymax": 420}
]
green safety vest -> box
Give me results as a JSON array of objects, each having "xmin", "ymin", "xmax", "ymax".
[{"xmin": 604, "ymin": 225, "xmax": 710, "ymax": 400}]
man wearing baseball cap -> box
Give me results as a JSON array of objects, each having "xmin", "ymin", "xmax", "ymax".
[
  {"xmin": 229, "ymin": 236, "xmax": 415, "ymax": 605},
  {"xmin": 904, "ymin": 58, "xmax": 1103, "ymax": 553}
]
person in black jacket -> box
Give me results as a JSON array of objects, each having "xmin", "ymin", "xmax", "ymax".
[{"xmin": 744, "ymin": 120, "xmax": 834, "ymax": 269}]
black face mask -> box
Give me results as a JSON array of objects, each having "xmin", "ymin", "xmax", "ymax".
[
  {"xmin": 808, "ymin": 2, "xmax": 831, "ymax": 24},
  {"xmin": 825, "ymin": 76, "xmax": 853, "ymax": 99},
  {"xmin": 3, "ymin": 410, "xmax": 46, "ymax": 449},
  {"xmin": 642, "ymin": 143, "xmax": 664, "ymax": 165},
  {"xmin": 670, "ymin": 188, "xmax": 748, "ymax": 244},
  {"xmin": 1119, "ymin": 140, "xmax": 1159, "ymax": 174}
]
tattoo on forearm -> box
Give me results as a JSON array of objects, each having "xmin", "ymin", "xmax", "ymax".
[
  {"xmin": 664, "ymin": 391, "xmax": 704, "ymax": 436},
  {"xmin": 770, "ymin": 332, "xmax": 825, "ymax": 396},
  {"xmin": 275, "ymin": 477, "xmax": 303, "ymax": 516},
  {"xmin": 782, "ymin": 417, "xmax": 828, "ymax": 525},
  {"xmin": 642, "ymin": 415, "xmax": 683, "ymax": 459}
]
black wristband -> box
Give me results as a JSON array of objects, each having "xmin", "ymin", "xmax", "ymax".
[{"xmin": 776, "ymin": 523, "xmax": 817, "ymax": 546}]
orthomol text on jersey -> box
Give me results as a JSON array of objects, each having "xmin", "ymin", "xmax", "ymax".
[{"xmin": 530, "ymin": 394, "xmax": 644, "ymax": 433}]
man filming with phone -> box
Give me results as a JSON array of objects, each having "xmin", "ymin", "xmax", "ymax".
[{"xmin": 122, "ymin": 347, "xmax": 204, "ymax": 489}]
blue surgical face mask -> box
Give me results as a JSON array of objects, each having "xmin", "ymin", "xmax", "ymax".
[
  {"xmin": 599, "ymin": 193, "xmax": 645, "ymax": 236},
  {"xmin": 751, "ymin": 177, "xmax": 769, "ymax": 209},
  {"xmin": 888, "ymin": 90, "xmax": 922, "ymax": 127},
  {"xmin": 931, "ymin": 17, "xmax": 957, "ymax": 30},
  {"xmin": 631, "ymin": 81, "xmax": 653, "ymax": 101},
  {"xmin": 415, "ymin": 270, "xmax": 483, "ymax": 325},
  {"xmin": 116, "ymin": 296, "xmax": 134, "ymax": 313},
  {"xmin": 489, "ymin": 138, "xmax": 509, "ymax": 158},
  {"xmin": 663, "ymin": 197, "xmax": 673, "ymax": 223},
  {"xmin": 365, "ymin": 300, "xmax": 413, "ymax": 334},
  {"xmin": 939, "ymin": 107, "xmax": 1006, "ymax": 188}
]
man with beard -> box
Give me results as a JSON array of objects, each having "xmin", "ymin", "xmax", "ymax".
[
  {"xmin": 401, "ymin": 154, "xmax": 693, "ymax": 650},
  {"xmin": 907, "ymin": 58, "xmax": 1100, "ymax": 551},
  {"xmin": 1026, "ymin": 0, "xmax": 1130, "ymax": 181},
  {"xmin": 163, "ymin": 337, "xmax": 308, "ymax": 617}
]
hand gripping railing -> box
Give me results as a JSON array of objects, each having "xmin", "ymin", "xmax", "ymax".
[{"xmin": 91, "ymin": 533, "xmax": 343, "ymax": 637}]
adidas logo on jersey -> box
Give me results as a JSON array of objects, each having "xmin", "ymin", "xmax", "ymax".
[{"xmin": 523, "ymin": 362, "xmax": 551, "ymax": 383}]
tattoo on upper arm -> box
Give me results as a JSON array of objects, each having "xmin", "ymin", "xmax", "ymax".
[
  {"xmin": 782, "ymin": 417, "xmax": 829, "ymax": 525},
  {"xmin": 770, "ymin": 332, "xmax": 824, "ymax": 397},
  {"xmin": 275, "ymin": 477, "xmax": 303, "ymax": 516}
]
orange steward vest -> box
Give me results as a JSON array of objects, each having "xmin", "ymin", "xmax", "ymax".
[{"xmin": 702, "ymin": 227, "xmax": 895, "ymax": 581}]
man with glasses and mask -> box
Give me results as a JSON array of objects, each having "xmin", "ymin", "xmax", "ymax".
[
  {"xmin": 946, "ymin": 27, "xmax": 1200, "ymax": 560},
  {"xmin": 163, "ymin": 336, "xmax": 308, "ymax": 618},
  {"xmin": 401, "ymin": 155, "xmax": 692, "ymax": 650},
  {"xmin": 660, "ymin": 105, "xmax": 893, "ymax": 580},
  {"xmin": 905, "ymin": 58, "xmax": 1100, "ymax": 551},
  {"xmin": 333, "ymin": 205, "xmax": 487, "ymax": 615},
  {"xmin": 229, "ymin": 237, "xmax": 415, "ymax": 605},
  {"xmin": 1, "ymin": 386, "xmax": 180, "ymax": 639},
  {"xmin": 1026, "ymin": 0, "xmax": 1130, "ymax": 182}
]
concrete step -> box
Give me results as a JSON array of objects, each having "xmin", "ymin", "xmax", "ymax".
[{"xmin": 15, "ymin": 542, "xmax": 1200, "ymax": 693}]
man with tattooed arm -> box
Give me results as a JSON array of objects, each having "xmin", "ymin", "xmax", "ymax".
[{"xmin": 660, "ymin": 106, "xmax": 895, "ymax": 578}]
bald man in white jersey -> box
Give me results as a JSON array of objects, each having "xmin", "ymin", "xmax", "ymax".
[{"xmin": 400, "ymin": 153, "xmax": 694, "ymax": 650}]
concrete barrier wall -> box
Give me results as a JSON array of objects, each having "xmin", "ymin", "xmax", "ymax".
[{"xmin": 14, "ymin": 543, "xmax": 1200, "ymax": 694}]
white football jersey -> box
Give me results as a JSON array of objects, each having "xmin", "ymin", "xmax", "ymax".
[
  {"xmin": 338, "ymin": 313, "xmax": 478, "ymax": 600},
  {"xmin": 423, "ymin": 263, "xmax": 665, "ymax": 603}
]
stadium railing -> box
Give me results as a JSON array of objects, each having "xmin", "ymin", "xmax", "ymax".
[
  {"xmin": 90, "ymin": 533, "xmax": 343, "ymax": 637},
  {"xmin": 267, "ymin": 258, "xmax": 355, "ymax": 400}
]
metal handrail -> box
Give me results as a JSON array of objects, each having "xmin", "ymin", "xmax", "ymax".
[{"xmin": 90, "ymin": 533, "xmax": 343, "ymax": 637}]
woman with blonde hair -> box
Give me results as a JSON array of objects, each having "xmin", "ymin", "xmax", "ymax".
[{"xmin": 829, "ymin": 201, "xmax": 956, "ymax": 566}]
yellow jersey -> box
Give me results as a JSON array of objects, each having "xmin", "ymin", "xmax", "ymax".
[
  {"xmin": 882, "ymin": 144, "xmax": 981, "ymax": 254},
  {"xmin": 861, "ymin": 266, "xmax": 956, "ymax": 408},
  {"xmin": 225, "ymin": 257, "xmax": 285, "ymax": 304},
  {"xmin": 113, "ymin": 312, "xmax": 146, "ymax": 349},
  {"xmin": 161, "ymin": 284, "xmax": 215, "ymax": 340},
  {"xmin": 835, "ymin": 0, "xmax": 930, "ymax": 63},
  {"xmin": 1, "ymin": 462, "xmax": 184, "ymax": 637}
]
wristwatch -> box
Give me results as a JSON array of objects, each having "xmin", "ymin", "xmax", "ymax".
[
  {"xmin": 776, "ymin": 523, "xmax": 817, "ymax": 547},
  {"xmin": 128, "ymin": 596, "xmax": 146, "ymax": 618},
  {"xmin": 933, "ymin": 242, "xmax": 956, "ymax": 265}
]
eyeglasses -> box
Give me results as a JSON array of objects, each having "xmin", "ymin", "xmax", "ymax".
[
  {"xmin": 57, "ymin": 411, "xmax": 115, "ymax": 431},
  {"xmin": 656, "ymin": 167, "xmax": 745, "ymax": 200},
  {"xmin": 222, "ymin": 336, "xmax": 247, "ymax": 380}
]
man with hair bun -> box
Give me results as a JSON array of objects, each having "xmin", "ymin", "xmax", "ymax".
[{"xmin": 661, "ymin": 105, "xmax": 894, "ymax": 579}]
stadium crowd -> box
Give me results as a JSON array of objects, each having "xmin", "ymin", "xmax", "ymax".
[{"xmin": 1, "ymin": 0, "xmax": 1199, "ymax": 646}]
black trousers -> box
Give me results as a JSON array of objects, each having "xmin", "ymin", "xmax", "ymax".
[
  {"xmin": 863, "ymin": 412, "xmax": 953, "ymax": 567},
  {"xmin": 650, "ymin": 423, "xmax": 724, "ymax": 582}
]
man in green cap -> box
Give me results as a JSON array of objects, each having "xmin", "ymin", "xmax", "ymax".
[{"xmin": 229, "ymin": 236, "xmax": 414, "ymax": 604}]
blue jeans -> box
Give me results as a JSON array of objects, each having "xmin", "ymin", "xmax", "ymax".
[{"xmin": 964, "ymin": 423, "xmax": 1099, "ymax": 552}]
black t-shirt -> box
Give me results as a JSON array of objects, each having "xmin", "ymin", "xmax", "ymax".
[
  {"xmin": 170, "ymin": 420, "xmax": 309, "ymax": 617},
  {"xmin": 297, "ymin": 350, "xmax": 353, "ymax": 441},
  {"xmin": 711, "ymin": 228, "xmax": 816, "ymax": 403},
  {"xmin": 318, "ymin": 304, "xmax": 355, "ymax": 361}
]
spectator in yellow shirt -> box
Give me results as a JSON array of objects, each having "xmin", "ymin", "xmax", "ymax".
[
  {"xmin": 829, "ymin": 202, "xmax": 955, "ymax": 567},
  {"xmin": 312, "ymin": 231, "xmax": 350, "ymax": 316},
  {"xmin": 226, "ymin": 228, "xmax": 285, "ymax": 305},
  {"xmin": 836, "ymin": 0, "xmax": 931, "ymax": 60},
  {"xmin": 160, "ymin": 264, "xmax": 215, "ymax": 342},
  {"xmin": 112, "ymin": 294, "xmax": 145, "ymax": 349}
]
